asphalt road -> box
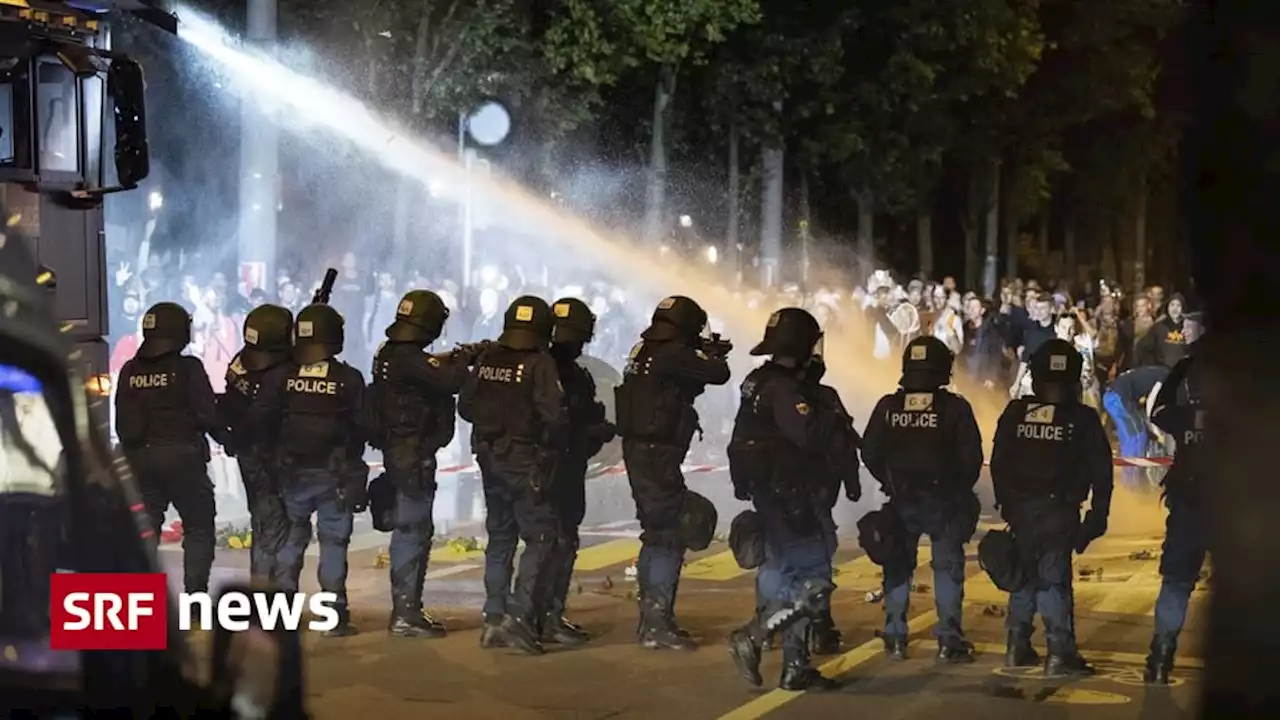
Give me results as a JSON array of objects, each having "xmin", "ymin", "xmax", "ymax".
[{"xmin": 166, "ymin": 519, "xmax": 1203, "ymax": 719}]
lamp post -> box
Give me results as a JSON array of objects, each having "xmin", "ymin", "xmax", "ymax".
[{"xmin": 458, "ymin": 101, "xmax": 510, "ymax": 290}]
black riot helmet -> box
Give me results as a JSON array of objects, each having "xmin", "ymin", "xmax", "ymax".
[
  {"xmin": 240, "ymin": 304, "xmax": 293, "ymax": 372},
  {"xmin": 293, "ymin": 304, "xmax": 345, "ymax": 365},
  {"xmin": 499, "ymin": 295, "xmax": 554, "ymax": 350},
  {"xmin": 642, "ymin": 295, "xmax": 707, "ymax": 344},
  {"xmin": 386, "ymin": 290, "xmax": 449, "ymax": 345},
  {"xmin": 750, "ymin": 307, "xmax": 822, "ymax": 363},
  {"xmin": 899, "ymin": 336, "xmax": 953, "ymax": 390},
  {"xmin": 1029, "ymin": 338, "xmax": 1083, "ymax": 403},
  {"xmin": 552, "ymin": 297, "xmax": 596, "ymax": 345},
  {"xmin": 136, "ymin": 302, "xmax": 192, "ymax": 359}
]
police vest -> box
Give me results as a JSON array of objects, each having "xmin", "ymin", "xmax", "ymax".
[
  {"xmin": 1001, "ymin": 400, "xmax": 1078, "ymax": 501},
  {"xmin": 118, "ymin": 354, "xmax": 201, "ymax": 449},
  {"xmin": 882, "ymin": 390, "xmax": 946, "ymax": 488},
  {"xmin": 615, "ymin": 341, "xmax": 683, "ymax": 442},
  {"xmin": 280, "ymin": 360, "xmax": 353, "ymax": 459},
  {"xmin": 371, "ymin": 343, "xmax": 455, "ymax": 448},
  {"xmin": 1164, "ymin": 404, "xmax": 1206, "ymax": 496},
  {"xmin": 468, "ymin": 347, "xmax": 538, "ymax": 441}
]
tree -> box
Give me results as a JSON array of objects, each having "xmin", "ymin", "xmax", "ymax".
[{"xmin": 543, "ymin": 0, "xmax": 761, "ymax": 243}]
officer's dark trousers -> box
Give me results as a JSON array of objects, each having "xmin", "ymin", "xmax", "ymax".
[
  {"xmin": 622, "ymin": 440, "xmax": 688, "ymax": 625},
  {"xmin": 477, "ymin": 442, "xmax": 559, "ymax": 623},
  {"xmin": 1153, "ymin": 498, "xmax": 1208, "ymax": 646},
  {"xmin": 757, "ymin": 512, "xmax": 836, "ymax": 614},
  {"xmin": 548, "ymin": 455, "xmax": 589, "ymax": 620},
  {"xmin": 883, "ymin": 497, "xmax": 968, "ymax": 647},
  {"xmin": 384, "ymin": 443, "xmax": 438, "ymax": 615},
  {"xmin": 237, "ymin": 451, "xmax": 289, "ymax": 587},
  {"xmin": 758, "ymin": 507, "xmax": 834, "ymax": 666},
  {"xmin": 278, "ymin": 468, "xmax": 353, "ymax": 615},
  {"xmin": 131, "ymin": 446, "xmax": 215, "ymax": 593},
  {"xmin": 1006, "ymin": 501, "xmax": 1079, "ymax": 656}
]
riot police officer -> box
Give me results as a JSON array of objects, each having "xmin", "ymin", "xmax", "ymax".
[
  {"xmin": 616, "ymin": 295, "xmax": 731, "ymax": 650},
  {"xmin": 990, "ymin": 338, "xmax": 1112, "ymax": 676},
  {"xmin": 371, "ymin": 290, "xmax": 473, "ymax": 638},
  {"xmin": 1144, "ymin": 348, "xmax": 1206, "ymax": 684},
  {"xmin": 860, "ymin": 336, "xmax": 984, "ymax": 662},
  {"xmin": 115, "ymin": 302, "xmax": 233, "ymax": 593},
  {"xmin": 259, "ymin": 303, "xmax": 369, "ymax": 637},
  {"xmin": 220, "ymin": 304, "xmax": 294, "ymax": 586},
  {"xmin": 459, "ymin": 296, "xmax": 566, "ymax": 656},
  {"xmin": 543, "ymin": 297, "xmax": 616, "ymax": 645},
  {"xmin": 803, "ymin": 350, "xmax": 862, "ymax": 654},
  {"xmin": 727, "ymin": 308, "xmax": 854, "ymax": 690}
]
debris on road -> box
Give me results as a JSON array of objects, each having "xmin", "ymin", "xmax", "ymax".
[
  {"xmin": 1129, "ymin": 549, "xmax": 1156, "ymax": 561},
  {"xmin": 982, "ymin": 604, "xmax": 1006, "ymax": 617},
  {"xmin": 624, "ymin": 562, "xmax": 638, "ymax": 582},
  {"xmin": 865, "ymin": 589, "xmax": 885, "ymax": 603},
  {"xmin": 374, "ymin": 548, "xmax": 389, "ymax": 568}
]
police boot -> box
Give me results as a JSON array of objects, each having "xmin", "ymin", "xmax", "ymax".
[
  {"xmin": 541, "ymin": 613, "xmax": 589, "ymax": 646},
  {"xmin": 780, "ymin": 661, "xmax": 839, "ymax": 692},
  {"xmin": 638, "ymin": 600, "xmax": 697, "ymax": 651},
  {"xmin": 809, "ymin": 616, "xmax": 843, "ymax": 656},
  {"xmin": 479, "ymin": 613, "xmax": 508, "ymax": 649},
  {"xmin": 937, "ymin": 638, "xmax": 976, "ymax": 664},
  {"xmin": 388, "ymin": 598, "xmax": 447, "ymax": 639},
  {"xmin": 1004, "ymin": 630, "xmax": 1041, "ymax": 668},
  {"xmin": 728, "ymin": 617, "xmax": 768, "ymax": 687},
  {"xmin": 323, "ymin": 607, "xmax": 359, "ymax": 638},
  {"xmin": 500, "ymin": 614, "xmax": 546, "ymax": 656},
  {"xmin": 1144, "ymin": 636, "xmax": 1177, "ymax": 685},
  {"xmin": 1044, "ymin": 652, "xmax": 1096, "ymax": 678},
  {"xmin": 883, "ymin": 636, "xmax": 908, "ymax": 661}
]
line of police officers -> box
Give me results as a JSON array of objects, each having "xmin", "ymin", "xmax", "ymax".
[{"xmin": 115, "ymin": 291, "xmax": 1205, "ymax": 688}]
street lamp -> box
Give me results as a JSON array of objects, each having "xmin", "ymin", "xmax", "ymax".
[
  {"xmin": 148, "ymin": 191, "xmax": 163, "ymax": 212},
  {"xmin": 458, "ymin": 100, "xmax": 511, "ymax": 290},
  {"xmin": 679, "ymin": 214, "xmax": 693, "ymax": 228},
  {"xmin": 704, "ymin": 245, "xmax": 718, "ymax": 264}
]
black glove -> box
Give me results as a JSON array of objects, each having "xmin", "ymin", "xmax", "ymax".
[
  {"xmin": 1075, "ymin": 510, "xmax": 1107, "ymax": 554},
  {"xmin": 844, "ymin": 480, "xmax": 861, "ymax": 503},
  {"xmin": 733, "ymin": 486, "xmax": 752, "ymax": 502}
]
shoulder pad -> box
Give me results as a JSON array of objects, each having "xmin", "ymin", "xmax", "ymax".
[
  {"xmin": 229, "ymin": 356, "xmax": 247, "ymax": 376},
  {"xmin": 628, "ymin": 342, "xmax": 644, "ymax": 360},
  {"xmin": 427, "ymin": 355, "xmax": 441, "ymax": 367}
]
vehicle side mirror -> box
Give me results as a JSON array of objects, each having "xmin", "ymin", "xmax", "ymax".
[
  {"xmin": 208, "ymin": 585, "xmax": 309, "ymax": 719},
  {"xmin": 107, "ymin": 57, "xmax": 150, "ymax": 189}
]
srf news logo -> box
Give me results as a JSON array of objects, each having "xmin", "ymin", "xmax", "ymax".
[{"xmin": 50, "ymin": 573, "xmax": 339, "ymax": 650}]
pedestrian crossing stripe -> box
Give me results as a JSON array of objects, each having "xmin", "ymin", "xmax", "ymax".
[
  {"xmin": 680, "ymin": 550, "xmax": 748, "ymax": 581},
  {"xmin": 573, "ymin": 538, "xmax": 642, "ymax": 571}
]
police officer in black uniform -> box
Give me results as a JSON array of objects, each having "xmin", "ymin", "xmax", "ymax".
[
  {"xmin": 115, "ymin": 302, "xmax": 233, "ymax": 593},
  {"xmin": 860, "ymin": 336, "xmax": 984, "ymax": 662},
  {"xmin": 543, "ymin": 297, "xmax": 616, "ymax": 645},
  {"xmin": 1144, "ymin": 347, "xmax": 1207, "ymax": 684},
  {"xmin": 371, "ymin": 290, "xmax": 474, "ymax": 638},
  {"xmin": 616, "ymin": 295, "xmax": 731, "ymax": 650},
  {"xmin": 459, "ymin": 295, "xmax": 566, "ymax": 655},
  {"xmin": 259, "ymin": 303, "xmax": 368, "ymax": 637},
  {"xmin": 727, "ymin": 308, "xmax": 854, "ymax": 690},
  {"xmin": 220, "ymin": 304, "xmax": 294, "ymax": 586},
  {"xmin": 803, "ymin": 349, "xmax": 862, "ymax": 654},
  {"xmin": 990, "ymin": 338, "xmax": 1112, "ymax": 676}
]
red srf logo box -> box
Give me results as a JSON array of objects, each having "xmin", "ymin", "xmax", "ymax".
[{"xmin": 49, "ymin": 573, "xmax": 169, "ymax": 650}]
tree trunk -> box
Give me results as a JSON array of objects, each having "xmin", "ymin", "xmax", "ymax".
[
  {"xmin": 1134, "ymin": 174, "xmax": 1149, "ymax": 297},
  {"xmin": 1002, "ymin": 160, "xmax": 1019, "ymax": 281},
  {"xmin": 1063, "ymin": 210, "xmax": 1077, "ymax": 284},
  {"xmin": 727, "ymin": 123, "xmax": 740, "ymax": 282},
  {"xmin": 799, "ymin": 170, "xmax": 812, "ymax": 286},
  {"xmin": 917, "ymin": 210, "xmax": 933, "ymax": 278},
  {"xmin": 391, "ymin": 8, "xmax": 433, "ymax": 258},
  {"xmin": 1038, "ymin": 209, "xmax": 1050, "ymax": 265},
  {"xmin": 983, "ymin": 157, "xmax": 1001, "ymax": 297},
  {"xmin": 855, "ymin": 188, "xmax": 875, "ymax": 271},
  {"xmin": 642, "ymin": 66, "xmax": 678, "ymax": 245},
  {"xmin": 760, "ymin": 141, "xmax": 784, "ymax": 288},
  {"xmin": 962, "ymin": 169, "xmax": 981, "ymax": 291}
]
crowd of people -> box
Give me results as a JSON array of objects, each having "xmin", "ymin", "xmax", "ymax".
[{"xmin": 106, "ymin": 242, "xmax": 1196, "ymax": 468}]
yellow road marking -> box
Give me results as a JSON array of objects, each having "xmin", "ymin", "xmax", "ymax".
[
  {"xmin": 1092, "ymin": 559, "xmax": 1162, "ymax": 615},
  {"xmin": 682, "ymin": 550, "xmax": 749, "ymax": 581},
  {"xmin": 967, "ymin": 642, "xmax": 1204, "ymax": 669},
  {"xmin": 715, "ymin": 612, "xmax": 941, "ymax": 720},
  {"xmin": 1043, "ymin": 688, "xmax": 1131, "ymax": 705},
  {"xmin": 572, "ymin": 538, "xmax": 642, "ymax": 572}
]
